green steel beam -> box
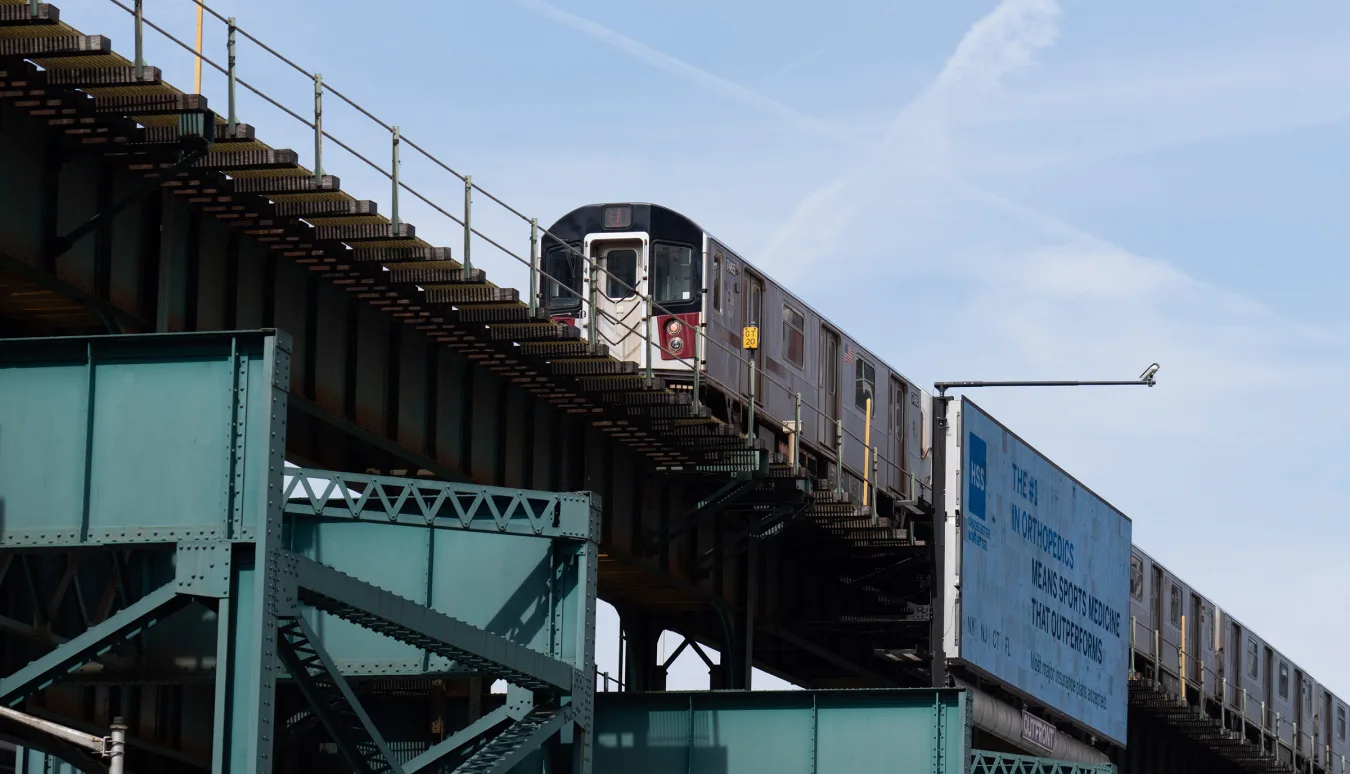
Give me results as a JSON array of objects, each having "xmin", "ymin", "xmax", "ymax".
[
  {"xmin": 277, "ymin": 550, "xmax": 576, "ymax": 692},
  {"xmin": 402, "ymin": 705, "xmax": 512, "ymax": 773},
  {"xmin": 0, "ymin": 582, "xmax": 188, "ymax": 706},
  {"xmin": 282, "ymin": 468, "xmax": 595, "ymax": 541},
  {"xmin": 275, "ymin": 616, "xmax": 403, "ymax": 774}
]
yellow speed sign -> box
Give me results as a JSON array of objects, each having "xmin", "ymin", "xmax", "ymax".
[{"xmin": 742, "ymin": 326, "xmax": 759, "ymax": 350}]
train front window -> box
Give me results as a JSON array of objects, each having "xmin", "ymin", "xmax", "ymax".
[
  {"xmin": 602, "ymin": 249, "xmax": 638, "ymax": 299},
  {"xmin": 652, "ymin": 243, "xmax": 696, "ymax": 304},
  {"xmin": 543, "ymin": 246, "xmax": 581, "ymax": 309}
]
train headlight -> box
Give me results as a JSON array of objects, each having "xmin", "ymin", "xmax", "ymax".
[
  {"xmin": 668, "ymin": 337, "xmax": 684, "ymax": 354},
  {"xmin": 665, "ymin": 319, "xmax": 682, "ymax": 336}
]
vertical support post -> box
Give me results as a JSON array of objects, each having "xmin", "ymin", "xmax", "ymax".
[
  {"xmin": 390, "ymin": 126, "xmax": 401, "ymax": 234},
  {"xmin": 463, "ymin": 175, "xmax": 473, "ymax": 277},
  {"xmin": 792, "ymin": 393, "xmax": 802, "ymax": 476},
  {"xmin": 1242, "ymin": 688, "xmax": 1248, "ymax": 730},
  {"xmin": 644, "ymin": 295, "xmax": 653, "ymax": 386},
  {"xmin": 690, "ymin": 323, "xmax": 701, "ymax": 416},
  {"xmin": 133, "ymin": 0, "xmax": 144, "ymax": 81},
  {"xmin": 226, "ymin": 18, "xmax": 237, "ymax": 134},
  {"xmin": 1180, "ymin": 613, "xmax": 1187, "ymax": 705},
  {"xmin": 929, "ymin": 394, "xmax": 950, "ymax": 688},
  {"xmin": 745, "ymin": 357, "xmax": 756, "ymax": 448},
  {"xmin": 312, "ymin": 74, "xmax": 324, "ymax": 185},
  {"xmin": 193, "ymin": 0, "xmax": 204, "ymax": 94},
  {"xmin": 587, "ymin": 248, "xmax": 597, "ymax": 347},
  {"xmin": 529, "ymin": 218, "xmax": 539, "ymax": 317},
  {"xmin": 1129, "ymin": 616, "xmax": 1137, "ymax": 679},
  {"xmin": 870, "ymin": 445, "xmax": 878, "ymax": 524},
  {"xmin": 834, "ymin": 419, "xmax": 844, "ymax": 495},
  {"xmin": 1153, "ymin": 628, "xmax": 1161, "ymax": 690},
  {"xmin": 861, "ymin": 396, "xmax": 873, "ymax": 508},
  {"xmin": 108, "ymin": 717, "xmax": 126, "ymax": 774}
]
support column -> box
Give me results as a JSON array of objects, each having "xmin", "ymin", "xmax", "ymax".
[
  {"xmin": 618, "ymin": 610, "xmax": 664, "ymax": 692},
  {"xmin": 212, "ymin": 546, "xmax": 279, "ymax": 774}
]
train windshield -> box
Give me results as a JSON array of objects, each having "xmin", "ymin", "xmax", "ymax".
[
  {"xmin": 543, "ymin": 245, "xmax": 581, "ymax": 310},
  {"xmin": 651, "ymin": 243, "xmax": 696, "ymax": 304}
]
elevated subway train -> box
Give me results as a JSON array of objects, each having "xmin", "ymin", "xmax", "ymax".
[
  {"xmin": 543, "ymin": 202, "xmax": 1344, "ymax": 768},
  {"xmin": 541, "ymin": 202, "xmax": 929, "ymax": 514}
]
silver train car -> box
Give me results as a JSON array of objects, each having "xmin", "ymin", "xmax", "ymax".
[
  {"xmin": 541, "ymin": 202, "xmax": 931, "ymax": 512},
  {"xmin": 1131, "ymin": 545, "xmax": 1349, "ymax": 771},
  {"xmin": 544, "ymin": 201, "xmax": 1344, "ymax": 767}
]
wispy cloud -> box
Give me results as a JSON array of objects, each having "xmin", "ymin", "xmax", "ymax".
[{"xmin": 516, "ymin": 0, "xmax": 865, "ymax": 149}]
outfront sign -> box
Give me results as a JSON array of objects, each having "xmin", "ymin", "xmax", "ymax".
[{"xmin": 955, "ymin": 399, "xmax": 1132, "ymax": 745}]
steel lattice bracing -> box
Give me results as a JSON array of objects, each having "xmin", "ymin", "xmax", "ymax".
[
  {"xmin": 0, "ymin": 330, "xmax": 598, "ymax": 773},
  {"xmin": 970, "ymin": 751, "xmax": 1117, "ymax": 774}
]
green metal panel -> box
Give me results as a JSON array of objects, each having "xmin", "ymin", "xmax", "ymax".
[
  {"xmin": 0, "ymin": 331, "xmax": 290, "ymax": 547},
  {"xmin": 593, "ymin": 689, "xmax": 970, "ymax": 774}
]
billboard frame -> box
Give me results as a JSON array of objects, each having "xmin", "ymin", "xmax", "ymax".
[{"xmin": 942, "ymin": 396, "xmax": 1132, "ymax": 747}]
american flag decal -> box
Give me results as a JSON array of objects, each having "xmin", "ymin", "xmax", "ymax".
[{"xmin": 843, "ymin": 343, "xmax": 856, "ymax": 364}]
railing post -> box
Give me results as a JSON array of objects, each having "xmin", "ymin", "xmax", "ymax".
[
  {"xmin": 226, "ymin": 17, "xmax": 237, "ymax": 134},
  {"xmin": 870, "ymin": 445, "xmax": 878, "ymax": 523},
  {"xmin": 133, "ymin": 0, "xmax": 144, "ymax": 81},
  {"xmin": 390, "ymin": 126, "xmax": 401, "ymax": 235},
  {"xmin": 586, "ymin": 249, "xmax": 597, "ymax": 346},
  {"xmin": 1242, "ymin": 688, "xmax": 1248, "ymax": 731},
  {"xmin": 529, "ymin": 218, "xmax": 539, "ymax": 317},
  {"xmin": 746, "ymin": 357, "xmax": 756, "ymax": 448},
  {"xmin": 312, "ymin": 73, "xmax": 323, "ymax": 185},
  {"xmin": 690, "ymin": 322, "xmax": 701, "ymax": 416},
  {"xmin": 1153, "ymin": 628, "xmax": 1161, "ymax": 690},
  {"xmin": 1129, "ymin": 616, "xmax": 1136, "ymax": 679},
  {"xmin": 463, "ymin": 175, "xmax": 473, "ymax": 278},
  {"xmin": 643, "ymin": 295, "xmax": 653, "ymax": 386},
  {"xmin": 834, "ymin": 419, "xmax": 844, "ymax": 495},
  {"xmin": 792, "ymin": 392, "xmax": 802, "ymax": 476}
]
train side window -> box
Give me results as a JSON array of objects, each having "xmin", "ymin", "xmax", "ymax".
[
  {"xmin": 1279, "ymin": 663, "xmax": 1289, "ymax": 700},
  {"xmin": 1303, "ymin": 681, "xmax": 1311, "ymax": 711},
  {"xmin": 782, "ymin": 305, "xmax": 805, "ymax": 368},
  {"xmin": 854, "ymin": 358, "xmax": 875, "ymax": 411},
  {"xmin": 1169, "ymin": 584, "xmax": 1180, "ymax": 627},
  {"xmin": 1129, "ymin": 557, "xmax": 1143, "ymax": 601},
  {"xmin": 543, "ymin": 245, "xmax": 581, "ymax": 309},
  {"xmin": 1338, "ymin": 706, "xmax": 1345, "ymax": 740},
  {"xmin": 602, "ymin": 249, "xmax": 638, "ymax": 299},
  {"xmin": 711, "ymin": 251, "xmax": 723, "ymax": 312},
  {"xmin": 1247, "ymin": 639, "xmax": 1259, "ymax": 679}
]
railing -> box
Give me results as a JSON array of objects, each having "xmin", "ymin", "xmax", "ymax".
[
  {"xmin": 594, "ymin": 669, "xmax": 626, "ymax": 694},
  {"xmin": 970, "ymin": 750, "xmax": 1116, "ymax": 774},
  {"xmin": 90, "ymin": 0, "xmax": 928, "ymax": 512},
  {"xmin": 1130, "ymin": 615, "xmax": 1347, "ymax": 773}
]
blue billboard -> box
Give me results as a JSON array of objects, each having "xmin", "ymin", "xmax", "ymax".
[{"xmin": 957, "ymin": 399, "xmax": 1132, "ymax": 745}]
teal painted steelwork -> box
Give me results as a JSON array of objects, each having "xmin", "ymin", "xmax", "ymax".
[
  {"xmin": 0, "ymin": 331, "xmax": 598, "ymax": 773},
  {"xmin": 592, "ymin": 689, "xmax": 972, "ymax": 774},
  {"xmin": 0, "ymin": 331, "xmax": 288, "ymax": 547},
  {"xmin": 970, "ymin": 750, "xmax": 1117, "ymax": 774}
]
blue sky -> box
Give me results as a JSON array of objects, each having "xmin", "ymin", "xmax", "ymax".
[{"xmin": 67, "ymin": 0, "xmax": 1350, "ymax": 693}]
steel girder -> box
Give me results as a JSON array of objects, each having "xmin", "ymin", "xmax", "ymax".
[{"xmin": 0, "ymin": 330, "xmax": 598, "ymax": 773}]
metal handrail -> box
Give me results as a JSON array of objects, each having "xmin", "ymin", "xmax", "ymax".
[
  {"xmin": 105, "ymin": 0, "xmax": 928, "ymax": 501},
  {"xmin": 1129, "ymin": 616, "xmax": 1346, "ymax": 773}
]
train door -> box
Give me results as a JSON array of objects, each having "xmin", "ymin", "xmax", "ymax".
[
  {"xmin": 743, "ymin": 271, "xmax": 765, "ymax": 406},
  {"xmin": 818, "ymin": 326, "xmax": 840, "ymax": 447},
  {"xmin": 583, "ymin": 235, "xmax": 647, "ymax": 364},
  {"xmin": 890, "ymin": 378, "xmax": 908, "ymax": 497},
  {"xmin": 1189, "ymin": 593, "xmax": 1202, "ymax": 687},
  {"xmin": 1150, "ymin": 566, "xmax": 1163, "ymax": 637}
]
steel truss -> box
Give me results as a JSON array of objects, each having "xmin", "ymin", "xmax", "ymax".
[{"xmin": 0, "ymin": 331, "xmax": 598, "ymax": 773}]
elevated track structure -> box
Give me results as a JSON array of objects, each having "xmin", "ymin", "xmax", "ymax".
[{"xmin": 0, "ymin": 2, "xmax": 1328, "ymax": 773}]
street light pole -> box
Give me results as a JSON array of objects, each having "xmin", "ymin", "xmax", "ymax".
[{"xmin": 926, "ymin": 363, "xmax": 1158, "ymax": 689}]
